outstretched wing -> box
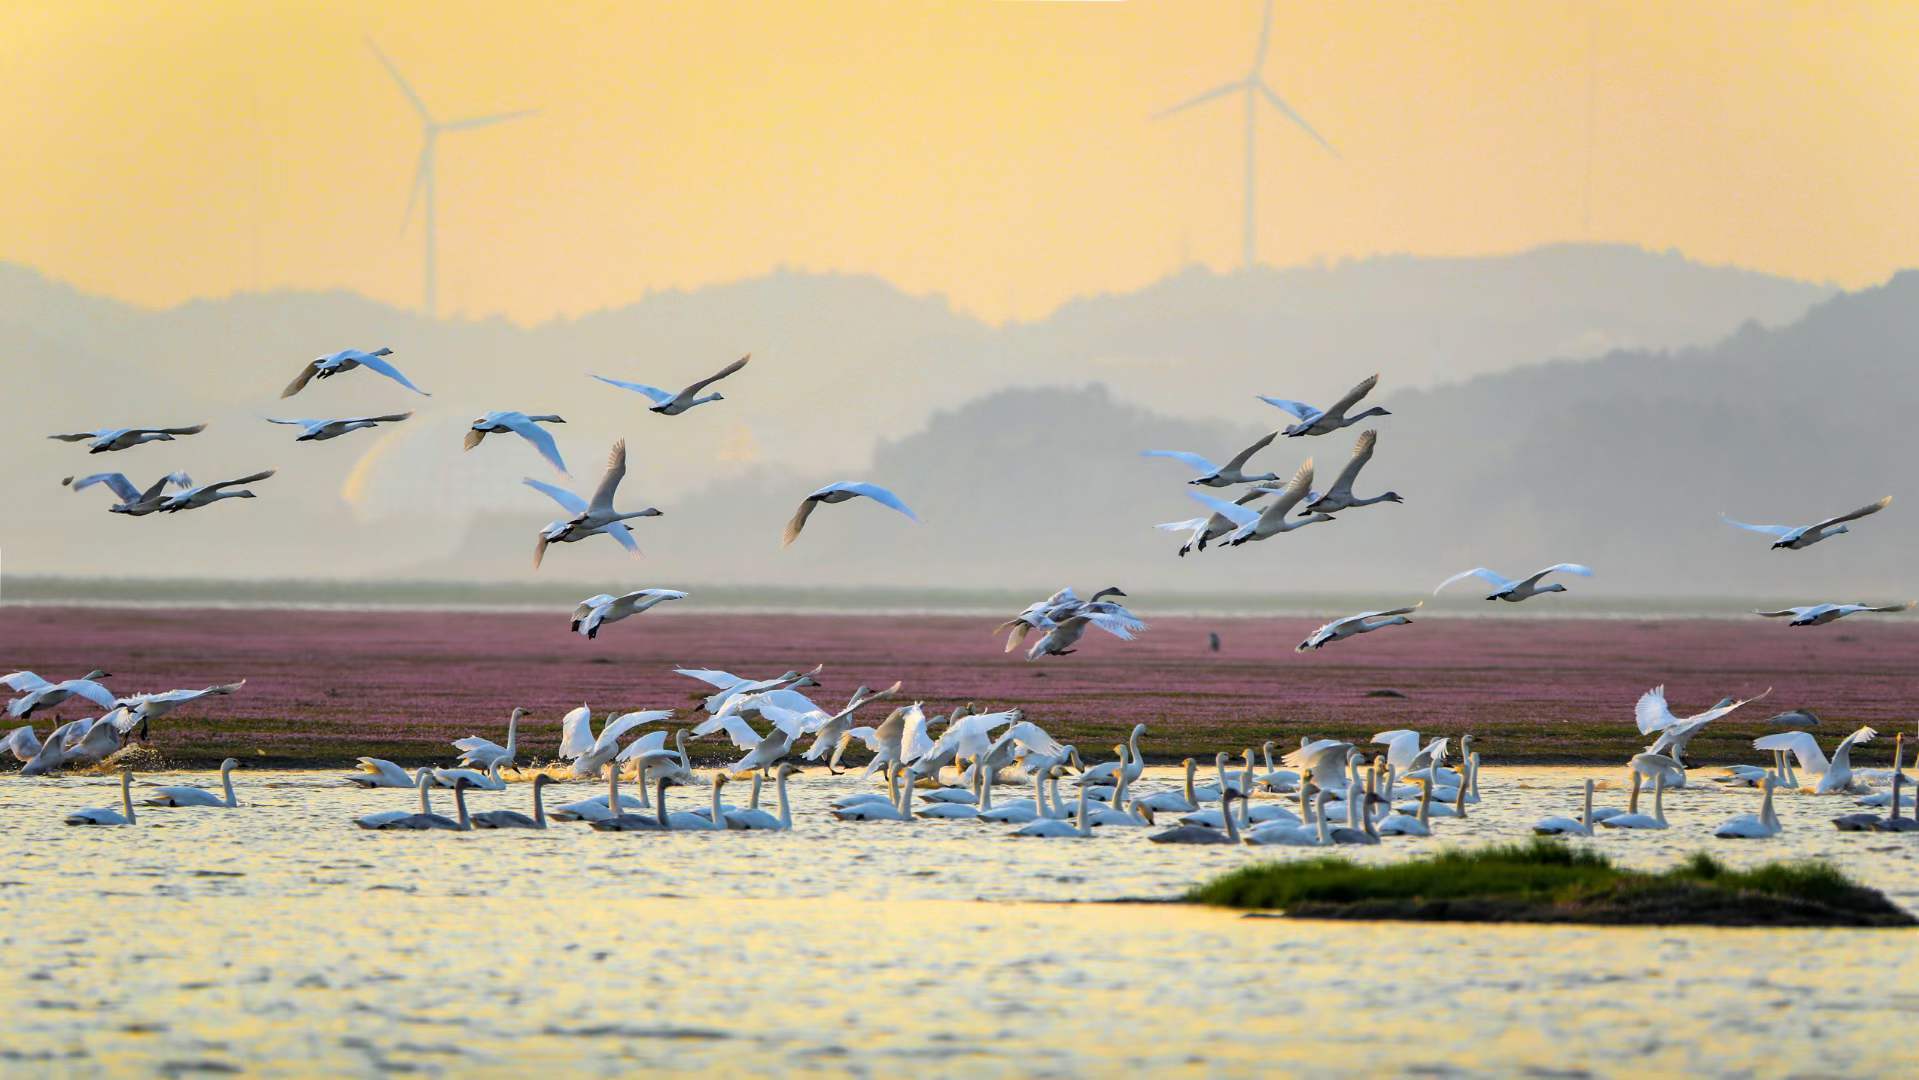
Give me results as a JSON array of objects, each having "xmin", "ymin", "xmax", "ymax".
[
  {"xmin": 64, "ymin": 473, "xmax": 140, "ymax": 503},
  {"xmin": 828, "ymin": 482, "xmax": 916, "ymax": 521},
  {"xmin": 592, "ymin": 709, "xmax": 674, "ymax": 755},
  {"xmin": 1634, "ymin": 685, "xmax": 1677, "ymax": 734},
  {"xmin": 1719, "ymin": 513, "xmax": 1794, "ymax": 539},
  {"xmin": 1140, "ymin": 449, "xmax": 1221, "ymax": 474},
  {"xmin": 782, "ymin": 496, "xmax": 821, "ymax": 547},
  {"xmin": 523, "ymin": 478, "xmax": 587, "ymax": 514},
  {"xmin": 1752, "ymin": 730, "xmax": 1824, "ymax": 772},
  {"xmin": 48, "ymin": 431, "xmax": 102, "ymax": 442},
  {"xmin": 680, "ymin": 354, "xmax": 750, "ymax": 397},
  {"xmin": 1522, "ymin": 563, "xmax": 1594, "ymax": 587},
  {"xmin": 1326, "ymin": 429, "xmax": 1377, "ymax": 494},
  {"xmin": 356, "ymin": 353, "xmax": 430, "ymax": 396},
  {"xmin": 1812, "ymin": 496, "xmax": 1892, "ymax": 532},
  {"xmin": 591, "ymin": 374, "xmax": 675, "ymax": 406},
  {"xmin": 503, "ymin": 415, "xmax": 568, "ymax": 476},
  {"xmin": 603, "ymin": 522, "xmax": 641, "ymax": 556},
  {"xmin": 1752, "ymin": 608, "xmax": 1804, "ymax": 619},
  {"xmin": 1255, "ymin": 396, "xmax": 1315, "ymax": 419},
  {"xmin": 281, "ymin": 361, "xmax": 321, "ymax": 398},
  {"xmin": 1434, "ymin": 567, "xmax": 1510, "ymax": 595},
  {"xmin": 1222, "ymin": 431, "xmax": 1279, "ymax": 472},
  {"xmin": 588, "ymin": 440, "xmax": 626, "ymax": 512},
  {"xmin": 1324, "ymin": 373, "xmax": 1380, "ymax": 417},
  {"xmin": 1187, "ymin": 490, "xmax": 1261, "ymax": 528},
  {"xmin": 558, "ymin": 704, "xmax": 596, "ymax": 758}
]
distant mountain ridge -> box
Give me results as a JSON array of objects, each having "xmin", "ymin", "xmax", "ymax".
[{"xmin": 0, "ymin": 246, "xmax": 1850, "ymax": 588}]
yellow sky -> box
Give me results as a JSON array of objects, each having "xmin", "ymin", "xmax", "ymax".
[{"xmin": 5, "ymin": 1, "xmax": 1917, "ymax": 323}]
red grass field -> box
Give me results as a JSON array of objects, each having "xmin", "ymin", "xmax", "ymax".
[{"xmin": 5, "ymin": 606, "xmax": 1917, "ymax": 766}]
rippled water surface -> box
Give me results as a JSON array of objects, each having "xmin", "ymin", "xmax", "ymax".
[{"xmin": 3, "ymin": 765, "xmax": 1916, "ymax": 1076}]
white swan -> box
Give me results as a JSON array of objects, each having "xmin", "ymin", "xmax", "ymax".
[
  {"xmin": 573, "ymin": 589, "xmax": 687, "ymax": 639},
  {"xmin": 1599, "ymin": 768, "xmax": 1670, "ymax": 829},
  {"xmin": 1301, "ymin": 429, "xmax": 1402, "ymax": 514},
  {"xmin": 1078, "ymin": 725, "xmax": 1148, "ymax": 787},
  {"xmin": 560, "ymin": 705, "xmax": 674, "ymax": 778},
  {"xmin": 1149, "ymin": 790, "xmax": 1244, "ymax": 844},
  {"xmin": 142, "ymin": 758, "xmax": 240, "ymax": 807},
  {"xmin": 1257, "ymin": 373, "xmax": 1389, "ymax": 436},
  {"xmin": 267, "ymin": 413, "xmax": 411, "ymax": 441},
  {"xmin": 1714, "ymin": 776, "xmax": 1782, "ymax": 839},
  {"xmin": 6, "ymin": 669, "xmax": 117, "ymax": 718},
  {"xmin": 1754, "ymin": 726, "xmax": 1878, "ymax": 794},
  {"xmin": 1636, "ymin": 685, "xmax": 1767, "ymax": 735},
  {"xmin": 473, "ymin": 774, "xmax": 553, "ymax": 829},
  {"xmin": 1223, "ymin": 458, "xmax": 1333, "ymax": 546},
  {"xmin": 433, "ymin": 760, "xmax": 507, "ymax": 791},
  {"xmin": 63, "ymin": 470, "xmax": 193, "ymax": 515},
  {"xmin": 344, "ymin": 758, "xmax": 423, "ymax": 788},
  {"xmin": 1297, "ymin": 603, "xmax": 1420, "ymax": 651},
  {"xmin": 1158, "ymin": 486, "xmax": 1279, "ymax": 556},
  {"xmin": 1532, "ymin": 780, "xmax": 1596, "ymax": 836},
  {"xmin": 282, "ymin": 347, "xmax": 428, "ymax": 398},
  {"xmin": 1140, "ymin": 430, "xmax": 1282, "ymax": 487},
  {"xmin": 783, "ymin": 481, "xmax": 918, "ymax": 546},
  {"xmin": 525, "ymin": 440, "xmax": 663, "ymax": 568},
  {"xmin": 1378, "ymin": 778, "xmax": 1435, "ymax": 837},
  {"xmin": 678, "ymin": 665, "xmax": 824, "ymax": 714},
  {"xmin": 114, "ymin": 681, "xmax": 246, "ymax": 738},
  {"xmin": 589, "ymin": 759, "xmax": 670, "ymax": 831},
  {"xmin": 1753, "ymin": 601, "xmax": 1915, "ymax": 627},
  {"xmin": 48, "ymin": 423, "xmax": 207, "ymax": 454},
  {"xmin": 466, "ymin": 411, "xmax": 569, "ymax": 475},
  {"xmin": 65, "ymin": 767, "xmax": 137, "ymax": 825},
  {"xmin": 592, "ymin": 354, "xmax": 750, "ymax": 415},
  {"xmin": 159, "ymin": 470, "xmax": 276, "ymax": 513},
  {"xmin": 453, "ymin": 708, "xmax": 527, "ymax": 770},
  {"xmin": 1434, "ymin": 564, "xmax": 1593, "ymax": 602},
  {"xmin": 354, "ymin": 770, "xmax": 438, "ymax": 829},
  {"xmin": 833, "ymin": 764, "xmax": 917, "ymax": 821},
  {"xmin": 1721, "ymin": 495, "xmax": 1891, "ymax": 550},
  {"xmin": 1135, "ymin": 758, "xmax": 1201, "ymax": 813},
  {"xmin": 1245, "ymin": 791, "xmax": 1333, "ymax": 846},
  {"xmin": 1012, "ymin": 782, "xmax": 1094, "ymax": 838},
  {"xmin": 725, "ymin": 765, "xmax": 797, "ymax": 830}
]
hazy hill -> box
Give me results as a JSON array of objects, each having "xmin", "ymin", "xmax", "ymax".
[{"xmin": 0, "ymin": 246, "xmax": 1847, "ymax": 587}]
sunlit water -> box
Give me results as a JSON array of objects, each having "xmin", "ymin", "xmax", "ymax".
[{"xmin": 3, "ymin": 765, "xmax": 1916, "ymax": 1076}]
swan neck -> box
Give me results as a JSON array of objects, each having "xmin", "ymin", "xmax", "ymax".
[
  {"xmin": 121, "ymin": 771, "xmax": 134, "ymax": 823},
  {"xmin": 222, "ymin": 767, "xmax": 236, "ymax": 808},
  {"xmin": 454, "ymin": 785, "xmax": 471, "ymax": 830},
  {"xmin": 656, "ymin": 776, "xmax": 671, "ymax": 828},
  {"xmin": 776, "ymin": 771, "xmax": 791, "ymax": 828},
  {"xmin": 533, "ymin": 780, "xmax": 547, "ymax": 828}
]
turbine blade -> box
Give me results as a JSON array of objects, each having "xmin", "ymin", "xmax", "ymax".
[
  {"xmin": 366, "ymin": 39, "xmax": 433, "ymax": 122},
  {"xmin": 1154, "ymin": 79, "xmax": 1245, "ymax": 120},
  {"xmin": 1252, "ymin": 0, "xmax": 1276, "ymax": 71},
  {"xmin": 1257, "ymin": 82, "xmax": 1338, "ymax": 157},
  {"xmin": 401, "ymin": 141, "xmax": 431, "ymax": 236},
  {"xmin": 440, "ymin": 109, "xmax": 539, "ymax": 132}
]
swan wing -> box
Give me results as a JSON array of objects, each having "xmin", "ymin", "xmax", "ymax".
[
  {"xmin": 825, "ymin": 482, "xmax": 917, "ymax": 521},
  {"xmin": 593, "ymin": 709, "xmax": 675, "ymax": 755},
  {"xmin": 1753, "ymin": 607, "xmax": 1808, "ymax": 619},
  {"xmin": 1, "ymin": 672, "xmax": 52, "ymax": 693},
  {"xmin": 613, "ymin": 729, "xmax": 670, "ymax": 761},
  {"xmin": 502, "ymin": 414, "xmax": 569, "ymax": 476},
  {"xmin": 587, "ymin": 440, "xmax": 626, "ymax": 512},
  {"xmin": 1222, "ymin": 431, "xmax": 1279, "ymax": 472},
  {"xmin": 558, "ymin": 704, "xmax": 596, "ymax": 758},
  {"xmin": 1434, "ymin": 567, "xmax": 1511, "ymax": 595},
  {"xmin": 1811, "ymin": 495, "xmax": 1891, "ymax": 531},
  {"xmin": 1752, "ymin": 730, "xmax": 1827, "ymax": 772},
  {"xmin": 603, "ymin": 522, "xmax": 641, "ymax": 555},
  {"xmin": 281, "ymin": 360, "xmax": 321, "ymax": 398},
  {"xmin": 355, "ymin": 352, "xmax": 430, "ymax": 396},
  {"xmin": 1720, "ymin": 513, "xmax": 1794, "ymax": 539},
  {"xmin": 1187, "ymin": 490, "xmax": 1261, "ymax": 527},
  {"xmin": 1140, "ymin": 449, "xmax": 1221, "ymax": 474},
  {"xmin": 65, "ymin": 472, "xmax": 141, "ymax": 502},
  {"xmin": 1325, "ymin": 428, "xmax": 1376, "ymax": 494},
  {"xmin": 523, "ymin": 478, "xmax": 588, "ymax": 514},
  {"xmin": 675, "ymin": 668, "xmax": 749, "ymax": 691},
  {"xmin": 1635, "ymin": 685, "xmax": 1678, "ymax": 734},
  {"xmin": 679, "ymin": 354, "xmax": 750, "ymax": 397},
  {"xmin": 1524, "ymin": 563, "xmax": 1594, "ymax": 587},
  {"xmin": 590, "ymin": 374, "xmax": 675, "ymax": 405},
  {"xmin": 1255, "ymin": 396, "xmax": 1316, "ymax": 419},
  {"xmin": 1324, "ymin": 373, "xmax": 1380, "ymax": 418}
]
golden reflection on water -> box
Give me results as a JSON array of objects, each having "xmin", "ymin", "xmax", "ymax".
[{"xmin": 2, "ymin": 766, "xmax": 1916, "ymax": 1075}]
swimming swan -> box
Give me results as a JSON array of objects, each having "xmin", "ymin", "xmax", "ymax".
[{"xmin": 142, "ymin": 758, "xmax": 240, "ymax": 807}]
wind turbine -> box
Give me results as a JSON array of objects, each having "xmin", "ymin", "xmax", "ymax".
[
  {"xmin": 1156, "ymin": 0, "xmax": 1336, "ymax": 268},
  {"xmin": 368, "ymin": 40, "xmax": 536, "ymax": 317}
]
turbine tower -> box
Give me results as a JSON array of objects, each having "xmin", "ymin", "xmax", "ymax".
[
  {"xmin": 368, "ymin": 40, "xmax": 536, "ymax": 317},
  {"xmin": 1156, "ymin": 0, "xmax": 1337, "ymax": 268}
]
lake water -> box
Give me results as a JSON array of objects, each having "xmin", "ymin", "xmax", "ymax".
[{"xmin": 3, "ymin": 764, "xmax": 1915, "ymax": 1076}]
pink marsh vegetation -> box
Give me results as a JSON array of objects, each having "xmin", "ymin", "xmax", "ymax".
[{"xmin": 5, "ymin": 606, "xmax": 1917, "ymax": 766}]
